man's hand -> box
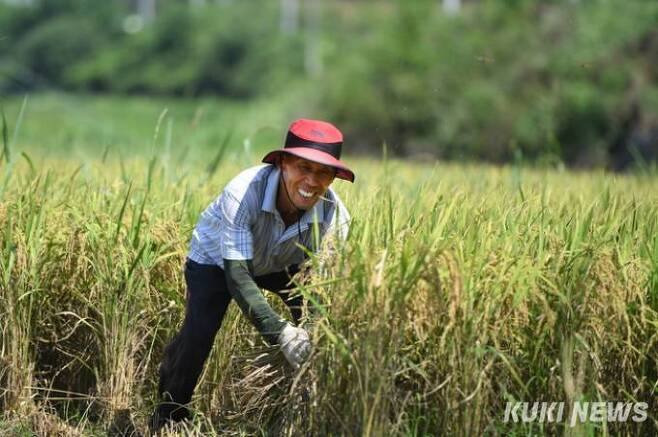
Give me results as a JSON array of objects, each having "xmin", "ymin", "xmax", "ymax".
[{"xmin": 278, "ymin": 323, "xmax": 311, "ymax": 369}]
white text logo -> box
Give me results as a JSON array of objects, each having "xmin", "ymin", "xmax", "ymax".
[{"xmin": 503, "ymin": 402, "xmax": 648, "ymax": 426}]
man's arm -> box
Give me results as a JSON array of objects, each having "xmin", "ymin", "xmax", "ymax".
[
  {"xmin": 223, "ymin": 258, "xmax": 288, "ymax": 345},
  {"xmin": 215, "ymin": 183, "xmax": 310, "ymax": 365}
]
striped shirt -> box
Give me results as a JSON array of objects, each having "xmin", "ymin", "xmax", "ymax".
[{"xmin": 188, "ymin": 164, "xmax": 350, "ymax": 276}]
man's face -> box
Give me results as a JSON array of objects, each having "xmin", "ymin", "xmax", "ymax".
[{"xmin": 280, "ymin": 155, "xmax": 336, "ymax": 210}]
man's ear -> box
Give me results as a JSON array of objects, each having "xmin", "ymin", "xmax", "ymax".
[{"xmin": 277, "ymin": 154, "xmax": 287, "ymax": 168}]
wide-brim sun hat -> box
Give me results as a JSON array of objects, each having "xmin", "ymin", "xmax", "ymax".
[{"xmin": 261, "ymin": 118, "xmax": 355, "ymax": 182}]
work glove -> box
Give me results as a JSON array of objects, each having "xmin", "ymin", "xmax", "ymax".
[{"xmin": 278, "ymin": 323, "xmax": 311, "ymax": 370}]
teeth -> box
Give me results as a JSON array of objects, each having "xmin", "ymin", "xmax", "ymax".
[{"xmin": 298, "ymin": 189, "xmax": 313, "ymax": 198}]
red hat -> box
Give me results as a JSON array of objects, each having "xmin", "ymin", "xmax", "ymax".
[{"xmin": 262, "ymin": 118, "xmax": 355, "ymax": 182}]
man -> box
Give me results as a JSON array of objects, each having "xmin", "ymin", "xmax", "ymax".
[{"xmin": 150, "ymin": 118, "xmax": 354, "ymax": 431}]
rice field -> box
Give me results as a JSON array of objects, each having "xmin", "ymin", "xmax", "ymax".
[{"xmin": 0, "ymin": 96, "xmax": 657, "ymax": 436}]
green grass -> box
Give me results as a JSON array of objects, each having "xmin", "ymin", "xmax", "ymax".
[
  {"xmin": 0, "ymin": 92, "xmax": 312, "ymax": 165},
  {"xmin": 0, "ymin": 95, "xmax": 657, "ymax": 436}
]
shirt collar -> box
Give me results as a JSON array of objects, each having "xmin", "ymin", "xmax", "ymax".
[
  {"xmin": 261, "ymin": 165, "xmax": 327, "ymax": 224},
  {"xmin": 261, "ymin": 166, "xmax": 280, "ymax": 213}
]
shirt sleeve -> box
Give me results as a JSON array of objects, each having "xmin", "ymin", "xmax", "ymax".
[
  {"xmin": 219, "ymin": 189, "xmax": 254, "ymax": 260},
  {"xmin": 223, "ymin": 259, "xmax": 288, "ymax": 345}
]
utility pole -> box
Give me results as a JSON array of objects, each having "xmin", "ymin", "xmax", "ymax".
[
  {"xmin": 442, "ymin": 0, "xmax": 460, "ymax": 15},
  {"xmin": 137, "ymin": 0, "xmax": 156, "ymax": 23},
  {"xmin": 304, "ymin": 0, "xmax": 323, "ymax": 77},
  {"xmin": 280, "ymin": 0, "xmax": 300, "ymax": 34}
]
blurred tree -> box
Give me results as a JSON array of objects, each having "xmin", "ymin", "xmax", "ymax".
[
  {"xmin": 64, "ymin": 1, "xmax": 305, "ymax": 97},
  {"xmin": 317, "ymin": 0, "xmax": 658, "ymax": 167},
  {"xmin": 1, "ymin": 0, "xmax": 656, "ymax": 167}
]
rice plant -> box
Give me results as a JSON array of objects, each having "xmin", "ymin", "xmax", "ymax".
[{"xmin": 0, "ymin": 148, "xmax": 656, "ymax": 435}]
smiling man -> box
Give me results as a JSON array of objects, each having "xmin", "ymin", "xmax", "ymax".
[{"xmin": 150, "ymin": 119, "xmax": 354, "ymax": 431}]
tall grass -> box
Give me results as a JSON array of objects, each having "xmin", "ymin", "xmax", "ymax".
[{"xmin": 0, "ymin": 151, "xmax": 656, "ymax": 435}]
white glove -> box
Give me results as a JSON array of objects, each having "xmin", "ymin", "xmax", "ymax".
[{"xmin": 278, "ymin": 323, "xmax": 311, "ymax": 369}]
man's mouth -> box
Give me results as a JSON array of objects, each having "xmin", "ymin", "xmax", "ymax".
[{"xmin": 298, "ymin": 188, "xmax": 314, "ymax": 199}]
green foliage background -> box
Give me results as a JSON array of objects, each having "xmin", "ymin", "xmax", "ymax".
[{"xmin": 1, "ymin": 0, "xmax": 658, "ymax": 166}]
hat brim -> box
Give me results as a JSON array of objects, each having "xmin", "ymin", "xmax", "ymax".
[{"xmin": 262, "ymin": 147, "xmax": 355, "ymax": 183}]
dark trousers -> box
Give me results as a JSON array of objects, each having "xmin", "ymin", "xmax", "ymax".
[{"xmin": 153, "ymin": 259, "xmax": 302, "ymax": 424}]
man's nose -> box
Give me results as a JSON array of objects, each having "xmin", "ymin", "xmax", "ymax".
[{"xmin": 305, "ymin": 174, "xmax": 321, "ymax": 187}]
